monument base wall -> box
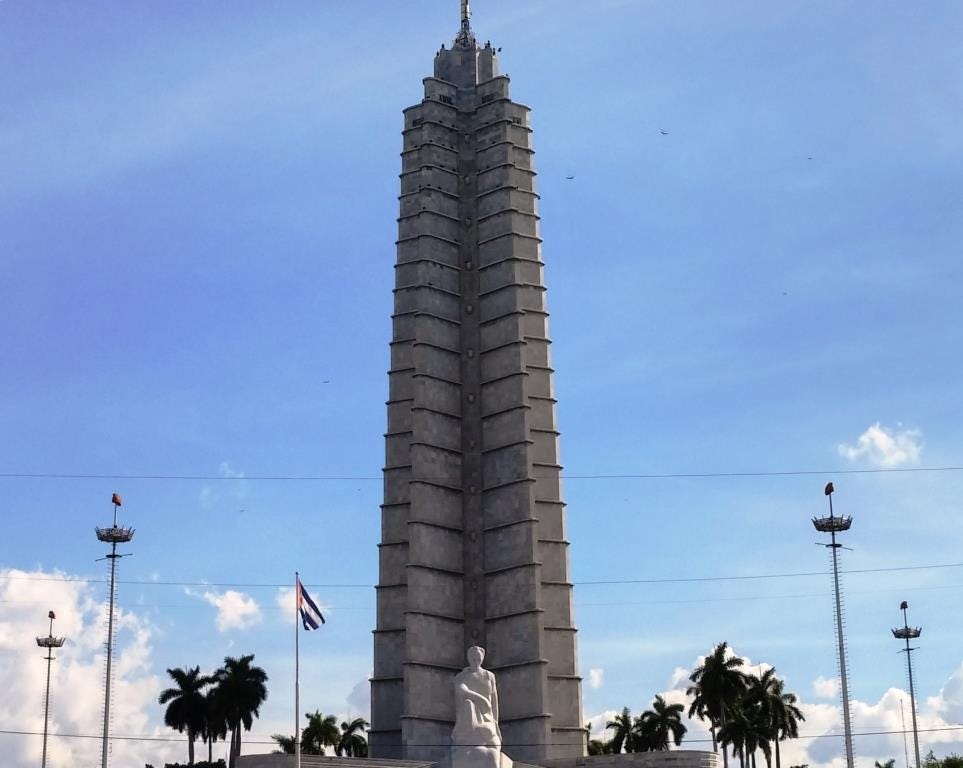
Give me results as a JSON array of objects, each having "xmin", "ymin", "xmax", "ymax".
[
  {"xmin": 237, "ymin": 750, "xmax": 719, "ymax": 768},
  {"xmin": 235, "ymin": 756, "xmax": 433, "ymax": 768},
  {"xmin": 541, "ymin": 751, "xmax": 721, "ymax": 768}
]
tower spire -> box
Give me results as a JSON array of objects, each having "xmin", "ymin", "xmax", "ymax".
[{"xmin": 456, "ymin": 0, "xmax": 475, "ymax": 47}]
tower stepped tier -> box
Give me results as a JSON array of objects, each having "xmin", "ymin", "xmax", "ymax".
[{"xmin": 370, "ymin": 16, "xmax": 584, "ymax": 766}]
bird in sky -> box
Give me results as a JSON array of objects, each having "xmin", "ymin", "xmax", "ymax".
[
  {"xmin": 660, "ymin": 130, "xmax": 669, "ymax": 136},
  {"xmin": 565, "ymin": 175, "xmax": 575, "ymax": 180}
]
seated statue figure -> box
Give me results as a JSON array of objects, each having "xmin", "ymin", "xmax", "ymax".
[{"xmin": 451, "ymin": 647, "xmax": 512, "ymax": 768}]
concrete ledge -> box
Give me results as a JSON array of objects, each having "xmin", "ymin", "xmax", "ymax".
[
  {"xmin": 237, "ymin": 756, "xmax": 434, "ymax": 768},
  {"xmin": 237, "ymin": 750, "xmax": 720, "ymax": 768},
  {"xmin": 540, "ymin": 751, "xmax": 721, "ymax": 768}
]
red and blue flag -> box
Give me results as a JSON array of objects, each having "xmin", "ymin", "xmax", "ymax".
[{"xmin": 297, "ymin": 577, "xmax": 325, "ymax": 630}]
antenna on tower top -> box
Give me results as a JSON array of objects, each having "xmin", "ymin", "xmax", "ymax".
[{"xmin": 455, "ymin": 0, "xmax": 475, "ymax": 48}]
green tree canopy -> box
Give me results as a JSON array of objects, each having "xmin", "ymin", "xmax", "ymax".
[
  {"xmin": 337, "ymin": 717, "xmax": 370, "ymax": 757},
  {"xmin": 303, "ymin": 711, "xmax": 340, "ymax": 755},
  {"xmin": 635, "ymin": 695, "xmax": 687, "ymax": 751},
  {"xmin": 158, "ymin": 666, "xmax": 213, "ymax": 766},
  {"xmin": 606, "ymin": 707, "xmax": 636, "ymax": 754},
  {"xmin": 212, "ymin": 654, "xmax": 268, "ymax": 768},
  {"xmin": 687, "ymin": 642, "xmax": 749, "ymax": 767}
]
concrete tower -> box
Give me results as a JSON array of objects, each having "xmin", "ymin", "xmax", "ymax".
[{"xmin": 370, "ymin": 6, "xmax": 584, "ymax": 764}]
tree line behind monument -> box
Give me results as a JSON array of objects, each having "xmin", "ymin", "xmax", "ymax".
[
  {"xmin": 593, "ymin": 642, "xmax": 804, "ymax": 768},
  {"xmin": 152, "ymin": 642, "xmax": 786, "ymax": 767},
  {"xmin": 152, "ymin": 651, "xmax": 370, "ymax": 768},
  {"xmin": 151, "ymin": 641, "xmax": 958, "ymax": 768},
  {"xmin": 154, "ymin": 654, "xmax": 269, "ymax": 768}
]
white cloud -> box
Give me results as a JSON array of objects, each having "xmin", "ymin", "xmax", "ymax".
[
  {"xmin": 276, "ymin": 587, "xmax": 297, "ymax": 623},
  {"xmin": 801, "ymin": 685, "xmax": 963, "ymax": 768},
  {"xmin": 347, "ymin": 675, "xmax": 372, "ymax": 720},
  {"xmin": 187, "ymin": 588, "xmax": 261, "ymax": 632},
  {"xmin": 199, "ymin": 485, "xmax": 219, "ymax": 510},
  {"xmin": 587, "ymin": 646, "xmax": 963, "ymax": 768},
  {"xmin": 932, "ymin": 662, "xmax": 963, "ymax": 724},
  {"xmin": 813, "ymin": 675, "xmax": 840, "ymax": 699},
  {"xmin": 838, "ymin": 422, "xmax": 923, "ymax": 467},
  {"xmin": 218, "ymin": 460, "xmax": 245, "ymax": 481},
  {"xmin": 199, "ymin": 461, "xmax": 247, "ymax": 509},
  {"xmin": 589, "ymin": 668, "xmax": 605, "ymax": 689},
  {"xmin": 669, "ymin": 666, "xmax": 690, "ymax": 689},
  {"xmin": 0, "ymin": 567, "xmax": 180, "ymax": 768},
  {"xmin": 584, "ymin": 709, "xmax": 619, "ymax": 740}
]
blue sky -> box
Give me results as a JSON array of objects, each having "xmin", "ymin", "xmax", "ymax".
[{"xmin": 1, "ymin": 1, "xmax": 962, "ymax": 766}]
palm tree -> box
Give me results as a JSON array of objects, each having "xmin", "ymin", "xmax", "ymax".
[
  {"xmin": 337, "ymin": 717, "xmax": 370, "ymax": 757},
  {"xmin": 718, "ymin": 705, "xmax": 749, "ymax": 768},
  {"xmin": 745, "ymin": 670, "xmax": 805, "ymax": 768},
  {"xmin": 744, "ymin": 671, "xmax": 775, "ymax": 768},
  {"xmin": 688, "ymin": 642, "xmax": 749, "ymax": 768},
  {"xmin": 202, "ymin": 687, "xmax": 228, "ymax": 764},
  {"xmin": 212, "ymin": 654, "xmax": 269, "ymax": 768},
  {"xmin": 721, "ymin": 702, "xmax": 773, "ymax": 768},
  {"xmin": 272, "ymin": 711, "xmax": 340, "ymax": 756},
  {"xmin": 635, "ymin": 695, "xmax": 687, "ymax": 751},
  {"xmin": 745, "ymin": 704, "xmax": 774, "ymax": 768},
  {"xmin": 770, "ymin": 679, "xmax": 804, "ymax": 768},
  {"xmin": 272, "ymin": 733, "xmax": 296, "ymax": 754},
  {"xmin": 158, "ymin": 666, "xmax": 212, "ymax": 765},
  {"xmin": 606, "ymin": 708, "xmax": 636, "ymax": 754},
  {"xmin": 588, "ymin": 739, "xmax": 615, "ymax": 755},
  {"xmin": 303, "ymin": 711, "xmax": 340, "ymax": 755},
  {"xmin": 875, "ymin": 761, "xmax": 896, "ymax": 768}
]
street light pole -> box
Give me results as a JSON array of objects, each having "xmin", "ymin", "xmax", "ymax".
[
  {"xmin": 36, "ymin": 610, "xmax": 66, "ymax": 768},
  {"xmin": 900, "ymin": 699, "xmax": 911, "ymax": 768},
  {"xmin": 96, "ymin": 493, "xmax": 134, "ymax": 768},
  {"xmin": 893, "ymin": 602, "xmax": 922, "ymax": 768},
  {"xmin": 813, "ymin": 483, "xmax": 855, "ymax": 768}
]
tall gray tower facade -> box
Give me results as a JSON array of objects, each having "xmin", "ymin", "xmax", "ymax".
[{"xmin": 370, "ymin": 8, "xmax": 584, "ymax": 764}]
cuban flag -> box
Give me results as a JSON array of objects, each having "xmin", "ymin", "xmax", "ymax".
[{"xmin": 297, "ymin": 577, "xmax": 325, "ymax": 630}]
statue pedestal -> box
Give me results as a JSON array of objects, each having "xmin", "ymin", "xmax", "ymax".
[{"xmin": 449, "ymin": 746, "xmax": 513, "ymax": 768}]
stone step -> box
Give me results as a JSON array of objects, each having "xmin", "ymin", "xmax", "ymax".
[{"xmin": 236, "ymin": 756, "xmax": 435, "ymax": 768}]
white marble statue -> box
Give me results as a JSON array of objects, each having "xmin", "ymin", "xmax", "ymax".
[{"xmin": 451, "ymin": 647, "xmax": 512, "ymax": 768}]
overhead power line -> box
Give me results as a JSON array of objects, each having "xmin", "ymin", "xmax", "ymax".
[
  {"xmin": 1, "ymin": 560, "xmax": 962, "ymax": 589},
  {"xmin": 2, "ymin": 725, "xmax": 963, "ymax": 745},
  {"xmin": 0, "ymin": 465, "xmax": 961, "ymax": 482},
  {"xmin": 3, "ymin": 581, "xmax": 963, "ymax": 612},
  {"xmin": 575, "ymin": 561, "xmax": 963, "ymax": 586}
]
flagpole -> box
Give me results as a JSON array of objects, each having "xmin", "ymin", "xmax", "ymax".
[{"xmin": 295, "ymin": 571, "xmax": 301, "ymax": 768}]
